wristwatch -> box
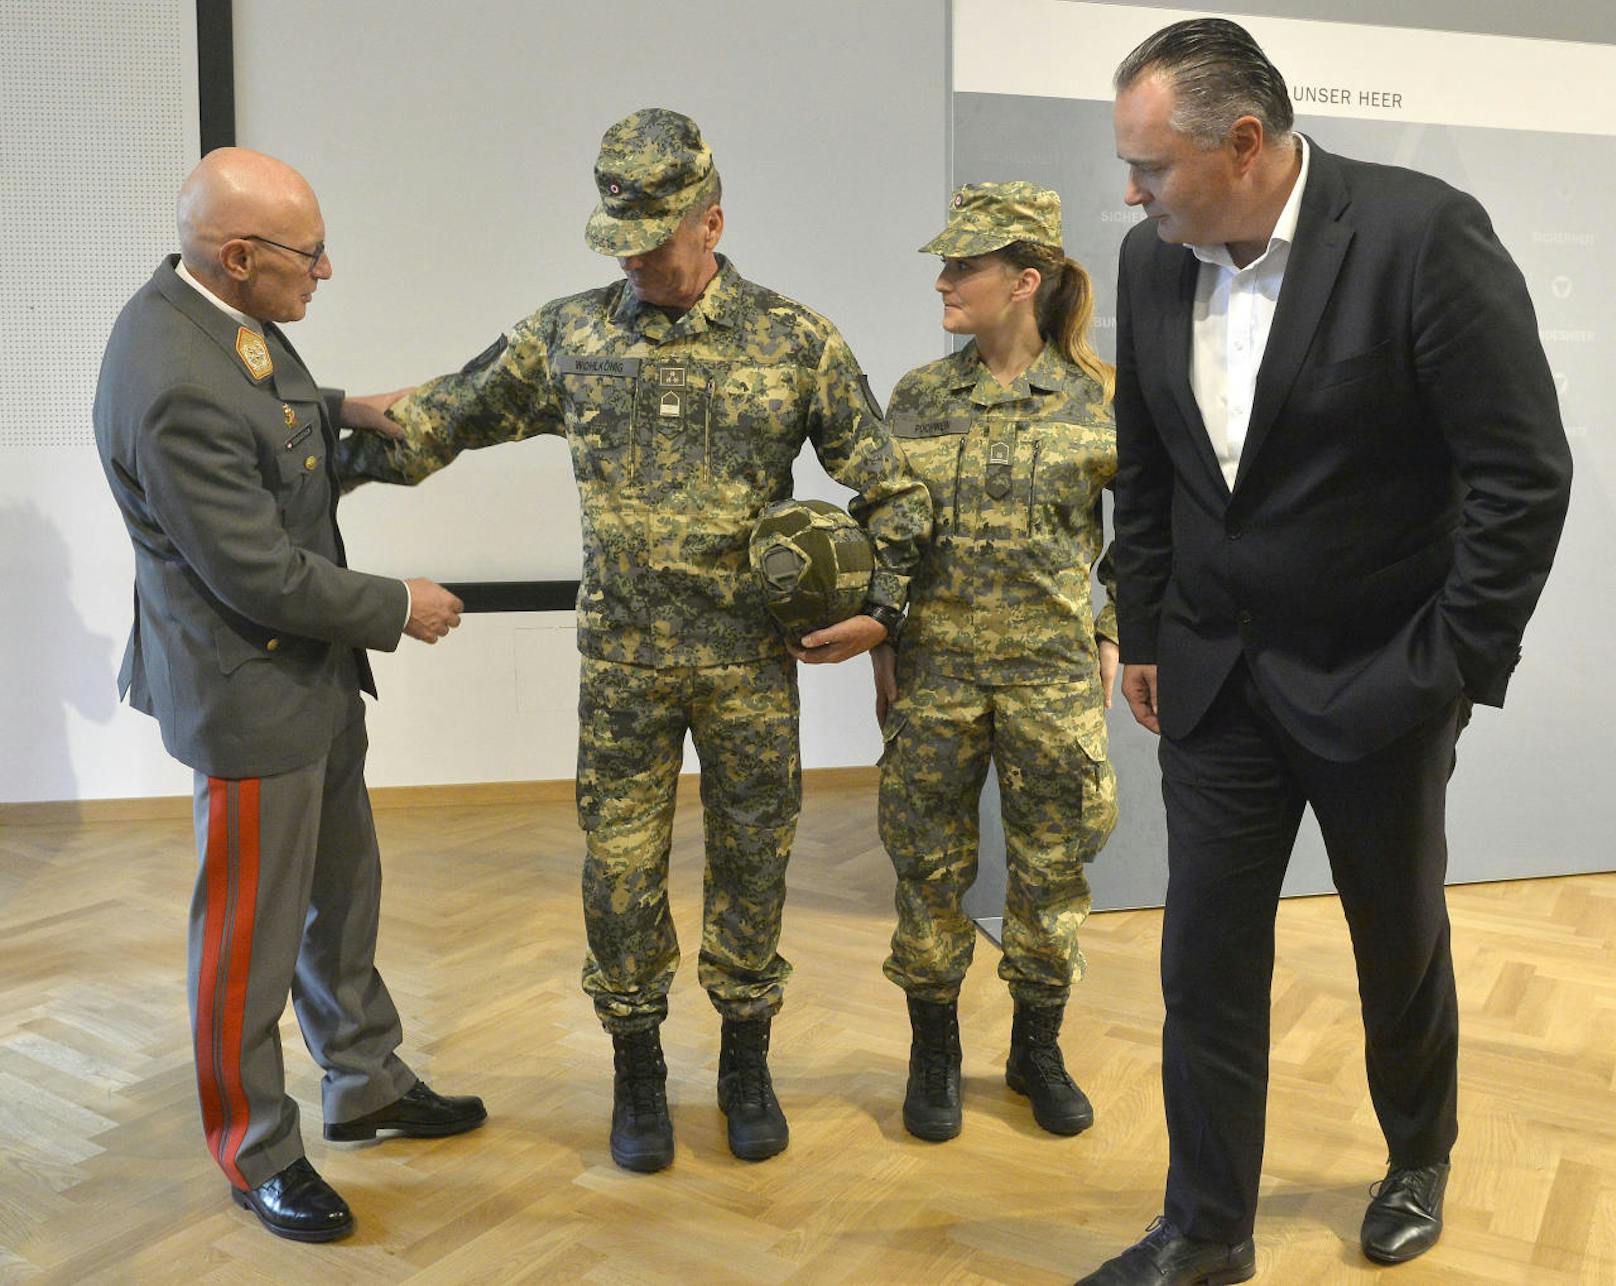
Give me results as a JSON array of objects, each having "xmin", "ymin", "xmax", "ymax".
[{"xmin": 864, "ymin": 602, "xmax": 905, "ymax": 643}]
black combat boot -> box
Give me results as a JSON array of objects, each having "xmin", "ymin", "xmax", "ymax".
[
  {"xmin": 610, "ymin": 1027, "xmax": 674, "ymax": 1172},
  {"xmin": 903, "ymin": 996, "xmax": 962, "ymax": 1141},
  {"xmin": 716, "ymin": 1017, "xmax": 789, "ymax": 1161},
  {"xmin": 1005, "ymin": 1002, "xmax": 1094, "ymax": 1135}
]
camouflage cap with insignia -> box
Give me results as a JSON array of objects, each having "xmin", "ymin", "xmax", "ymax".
[
  {"xmin": 919, "ymin": 181, "xmax": 1063, "ymax": 257},
  {"xmin": 585, "ymin": 107, "xmax": 716, "ymax": 257}
]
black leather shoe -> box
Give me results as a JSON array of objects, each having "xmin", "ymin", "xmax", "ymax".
[
  {"xmin": 324, "ymin": 1081, "xmax": 487, "ymax": 1141},
  {"xmin": 1362, "ymin": 1161, "xmax": 1449, "ymax": 1264},
  {"xmin": 1075, "ymin": 1218, "xmax": 1255, "ymax": 1285},
  {"xmin": 230, "ymin": 1157, "xmax": 353, "ymax": 1242}
]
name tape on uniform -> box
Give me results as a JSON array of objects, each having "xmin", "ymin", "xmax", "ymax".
[
  {"xmin": 554, "ymin": 355, "xmax": 643, "ymax": 378},
  {"xmin": 890, "ymin": 414, "xmax": 972, "ymax": 439}
]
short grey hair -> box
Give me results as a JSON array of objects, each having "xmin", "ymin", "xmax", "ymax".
[{"xmin": 1114, "ymin": 18, "xmax": 1294, "ymax": 149}]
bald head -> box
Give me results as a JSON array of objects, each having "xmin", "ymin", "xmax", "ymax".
[{"xmin": 177, "ymin": 147, "xmax": 331, "ymax": 323}]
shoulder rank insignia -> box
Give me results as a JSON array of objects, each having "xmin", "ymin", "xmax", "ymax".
[{"xmin": 235, "ymin": 326, "xmax": 273, "ymax": 381}]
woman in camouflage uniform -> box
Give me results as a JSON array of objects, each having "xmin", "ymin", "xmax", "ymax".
[{"xmin": 875, "ymin": 182, "xmax": 1120, "ymax": 1142}]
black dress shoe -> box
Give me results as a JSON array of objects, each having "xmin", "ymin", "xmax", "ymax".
[
  {"xmin": 230, "ymin": 1157, "xmax": 353, "ymax": 1242},
  {"xmin": 324, "ymin": 1081, "xmax": 487, "ymax": 1141},
  {"xmin": 1075, "ymin": 1218, "xmax": 1255, "ymax": 1285},
  {"xmin": 1362, "ymin": 1161, "xmax": 1449, "ymax": 1264}
]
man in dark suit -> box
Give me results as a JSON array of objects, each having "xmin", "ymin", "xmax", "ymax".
[
  {"xmin": 94, "ymin": 147, "xmax": 486, "ymax": 1242},
  {"xmin": 1076, "ymin": 19, "xmax": 1574, "ymax": 1285}
]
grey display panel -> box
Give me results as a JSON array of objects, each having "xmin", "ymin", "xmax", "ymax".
[{"xmin": 957, "ymin": 95, "xmax": 1611, "ymax": 913}]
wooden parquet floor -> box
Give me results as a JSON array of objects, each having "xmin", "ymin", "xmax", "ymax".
[{"xmin": 2, "ymin": 776, "xmax": 1613, "ymax": 1284}]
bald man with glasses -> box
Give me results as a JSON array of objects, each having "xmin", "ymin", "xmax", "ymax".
[{"xmin": 94, "ymin": 146, "xmax": 485, "ymax": 1243}]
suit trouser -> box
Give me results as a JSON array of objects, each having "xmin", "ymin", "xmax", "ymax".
[
  {"xmin": 877, "ymin": 670, "xmax": 1117, "ymax": 1008},
  {"xmin": 576, "ymin": 654, "xmax": 801, "ymax": 1035},
  {"xmin": 187, "ymin": 696, "xmax": 415, "ymax": 1190},
  {"xmin": 1159, "ymin": 661, "xmax": 1462, "ymax": 1244}
]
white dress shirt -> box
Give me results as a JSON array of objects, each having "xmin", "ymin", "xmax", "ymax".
[
  {"xmin": 175, "ymin": 258, "xmax": 260, "ymax": 333},
  {"xmin": 1188, "ymin": 135, "xmax": 1311, "ymax": 490}
]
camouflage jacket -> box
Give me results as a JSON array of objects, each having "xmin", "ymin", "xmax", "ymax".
[
  {"xmin": 340, "ymin": 257, "xmax": 931, "ymax": 668},
  {"xmin": 888, "ymin": 340, "xmax": 1117, "ymax": 686}
]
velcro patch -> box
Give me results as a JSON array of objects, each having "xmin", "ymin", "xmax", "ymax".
[{"xmin": 461, "ymin": 333, "xmax": 509, "ymax": 375}]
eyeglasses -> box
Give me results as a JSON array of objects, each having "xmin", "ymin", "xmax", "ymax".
[{"xmin": 244, "ymin": 234, "xmax": 327, "ymax": 271}]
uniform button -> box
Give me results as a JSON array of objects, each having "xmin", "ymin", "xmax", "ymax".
[
  {"xmin": 304, "ymin": 455, "xmax": 319, "ymax": 471},
  {"xmin": 1227, "ymin": 523, "xmax": 1243, "ymax": 540},
  {"xmin": 1235, "ymin": 610, "xmax": 1253, "ymax": 627},
  {"xmin": 265, "ymin": 638, "xmax": 280, "ymax": 652}
]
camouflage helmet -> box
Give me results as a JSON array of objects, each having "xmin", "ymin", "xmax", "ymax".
[
  {"xmin": 919, "ymin": 180, "xmax": 1063, "ymax": 257},
  {"xmin": 585, "ymin": 107, "xmax": 716, "ymax": 257},
  {"xmin": 749, "ymin": 499, "xmax": 874, "ymax": 642}
]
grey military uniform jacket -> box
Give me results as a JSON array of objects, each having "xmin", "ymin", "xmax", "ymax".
[{"xmin": 94, "ymin": 257, "xmax": 408, "ymax": 778}]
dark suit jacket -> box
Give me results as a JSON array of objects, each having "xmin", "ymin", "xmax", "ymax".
[
  {"xmin": 94, "ymin": 257, "xmax": 408, "ymax": 778},
  {"xmin": 1113, "ymin": 140, "xmax": 1573, "ymax": 760}
]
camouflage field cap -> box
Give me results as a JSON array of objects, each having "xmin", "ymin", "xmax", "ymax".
[
  {"xmin": 749, "ymin": 499, "xmax": 874, "ymax": 643},
  {"xmin": 584, "ymin": 108, "xmax": 716, "ymax": 257},
  {"xmin": 919, "ymin": 181, "xmax": 1063, "ymax": 257}
]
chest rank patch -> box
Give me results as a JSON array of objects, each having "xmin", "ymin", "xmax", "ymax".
[
  {"xmin": 986, "ymin": 440, "xmax": 1013, "ymax": 498},
  {"xmin": 658, "ymin": 365, "xmax": 687, "ymax": 423},
  {"xmin": 235, "ymin": 326, "xmax": 273, "ymax": 381}
]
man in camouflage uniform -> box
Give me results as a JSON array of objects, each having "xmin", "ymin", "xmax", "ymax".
[
  {"xmin": 340, "ymin": 108, "xmax": 930, "ymax": 1172},
  {"xmin": 875, "ymin": 181, "xmax": 1119, "ymax": 1142}
]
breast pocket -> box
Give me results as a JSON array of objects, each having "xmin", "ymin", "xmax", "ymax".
[
  {"xmin": 1025, "ymin": 421, "xmax": 1115, "ymax": 534},
  {"xmin": 890, "ymin": 413, "xmax": 970, "ymax": 531},
  {"xmin": 1311, "ymin": 339, "xmax": 1396, "ymax": 390},
  {"xmin": 274, "ymin": 424, "xmax": 329, "ymax": 532},
  {"xmin": 969, "ymin": 421, "xmax": 1038, "ymax": 539},
  {"xmin": 557, "ymin": 355, "xmax": 641, "ymax": 485},
  {"xmin": 710, "ymin": 363, "xmax": 806, "ymax": 492}
]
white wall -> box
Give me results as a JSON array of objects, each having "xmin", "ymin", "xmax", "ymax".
[
  {"xmin": 1, "ymin": 1, "xmax": 951, "ymax": 802},
  {"xmin": 1, "ymin": 0, "xmax": 199, "ymax": 803},
  {"xmin": 21, "ymin": 0, "xmax": 1603, "ymax": 814},
  {"xmin": 228, "ymin": 0, "xmax": 952, "ymax": 789},
  {"xmin": 235, "ymin": 0, "xmax": 943, "ymax": 788}
]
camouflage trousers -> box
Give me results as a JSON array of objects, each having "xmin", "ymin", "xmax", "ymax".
[
  {"xmin": 576, "ymin": 654, "xmax": 801, "ymax": 1034},
  {"xmin": 878, "ymin": 669, "xmax": 1118, "ymax": 1008}
]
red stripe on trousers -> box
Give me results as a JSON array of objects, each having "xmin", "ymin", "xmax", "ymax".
[
  {"xmin": 216, "ymin": 778, "xmax": 261, "ymax": 1187},
  {"xmin": 194, "ymin": 778, "xmax": 242, "ymax": 1186}
]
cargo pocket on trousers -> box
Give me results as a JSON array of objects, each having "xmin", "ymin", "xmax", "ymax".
[{"xmin": 1072, "ymin": 718, "xmax": 1118, "ymax": 859}]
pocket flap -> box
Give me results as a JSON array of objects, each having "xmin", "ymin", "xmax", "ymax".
[
  {"xmin": 214, "ymin": 624, "xmax": 271, "ymax": 675},
  {"xmin": 1073, "ymin": 708, "xmax": 1110, "ymax": 764},
  {"xmin": 878, "ymin": 710, "xmax": 908, "ymax": 763}
]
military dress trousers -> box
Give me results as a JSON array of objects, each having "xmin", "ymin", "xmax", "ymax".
[
  {"xmin": 340, "ymin": 258, "xmax": 931, "ymax": 1029},
  {"xmin": 878, "ymin": 341, "xmax": 1119, "ymax": 1008}
]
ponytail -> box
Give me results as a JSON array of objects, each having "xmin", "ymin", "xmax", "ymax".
[{"xmin": 998, "ymin": 241, "xmax": 1116, "ymax": 404}]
